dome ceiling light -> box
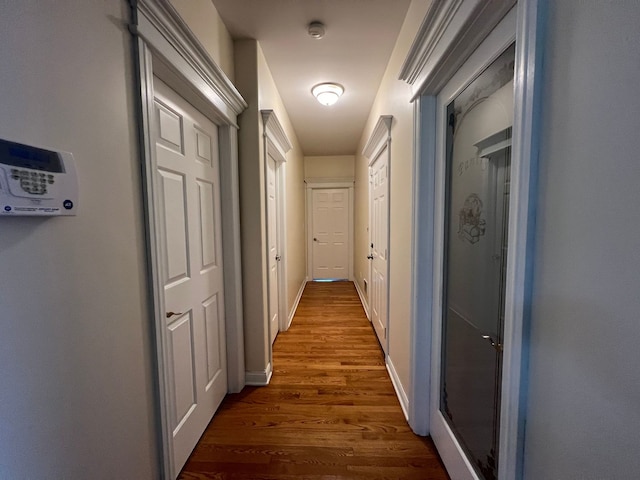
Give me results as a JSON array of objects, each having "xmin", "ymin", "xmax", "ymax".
[{"xmin": 312, "ymin": 83, "xmax": 344, "ymax": 106}]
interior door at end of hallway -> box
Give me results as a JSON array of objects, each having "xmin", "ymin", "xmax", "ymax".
[
  {"xmin": 311, "ymin": 188, "xmax": 350, "ymax": 280},
  {"xmin": 369, "ymin": 153, "xmax": 389, "ymax": 351},
  {"xmin": 153, "ymin": 77, "xmax": 228, "ymax": 478}
]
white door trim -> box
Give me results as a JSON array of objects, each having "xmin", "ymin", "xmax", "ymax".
[
  {"xmin": 261, "ymin": 110, "xmax": 291, "ymax": 341},
  {"xmin": 131, "ymin": 1, "xmax": 247, "ymax": 478},
  {"xmin": 363, "ymin": 115, "xmax": 393, "ymax": 163},
  {"xmin": 408, "ymin": 95, "xmax": 435, "ymax": 436},
  {"xmin": 363, "ymin": 115, "xmax": 393, "ymax": 352},
  {"xmin": 306, "ymin": 183, "xmax": 354, "ymax": 281},
  {"xmin": 405, "ymin": 1, "xmax": 545, "ymax": 478},
  {"xmin": 400, "ymin": 0, "xmax": 517, "ymax": 100}
]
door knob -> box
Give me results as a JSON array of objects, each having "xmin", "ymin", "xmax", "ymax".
[
  {"xmin": 313, "ymin": 237, "xmax": 318, "ymax": 242},
  {"xmin": 166, "ymin": 311, "xmax": 183, "ymax": 319},
  {"xmin": 481, "ymin": 334, "xmax": 503, "ymax": 352}
]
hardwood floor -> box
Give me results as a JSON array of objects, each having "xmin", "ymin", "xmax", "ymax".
[{"xmin": 179, "ymin": 281, "xmax": 449, "ymax": 480}]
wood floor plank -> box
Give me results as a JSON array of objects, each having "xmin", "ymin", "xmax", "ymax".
[{"xmin": 179, "ymin": 281, "xmax": 449, "ymax": 480}]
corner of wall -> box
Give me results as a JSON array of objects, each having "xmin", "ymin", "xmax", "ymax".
[{"xmin": 232, "ymin": 39, "xmax": 270, "ymax": 373}]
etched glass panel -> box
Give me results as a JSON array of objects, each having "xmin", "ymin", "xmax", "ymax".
[{"xmin": 440, "ymin": 44, "xmax": 515, "ymax": 480}]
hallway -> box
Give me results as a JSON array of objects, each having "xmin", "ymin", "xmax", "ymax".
[{"xmin": 178, "ymin": 281, "xmax": 449, "ymax": 479}]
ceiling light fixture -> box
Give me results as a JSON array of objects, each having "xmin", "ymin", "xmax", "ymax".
[
  {"xmin": 308, "ymin": 21, "xmax": 325, "ymax": 39},
  {"xmin": 312, "ymin": 83, "xmax": 344, "ymax": 106}
]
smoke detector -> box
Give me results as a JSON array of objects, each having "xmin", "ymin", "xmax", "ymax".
[{"xmin": 308, "ymin": 21, "xmax": 325, "ymax": 39}]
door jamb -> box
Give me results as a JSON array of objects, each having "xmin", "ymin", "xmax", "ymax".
[{"xmin": 130, "ymin": 1, "xmax": 247, "ymax": 478}]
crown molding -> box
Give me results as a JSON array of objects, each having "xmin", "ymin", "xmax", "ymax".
[
  {"xmin": 400, "ymin": 0, "xmax": 516, "ymax": 98},
  {"xmin": 261, "ymin": 110, "xmax": 292, "ymax": 159},
  {"xmin": 399, "ymin": 0, "xmax": 464, "ymax": 85},
  {"xmin": 304, "ymin": 177, "xmax": 354, "ymax": 187},
  {"xmin": 363, "ymin": 115, "xmax": 393, "ymax": 160},
  {"xmin": 132, "ymin": 0, "xmax": 247, "ymax": 116}
]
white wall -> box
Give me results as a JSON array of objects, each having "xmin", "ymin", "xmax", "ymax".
[
  {"xmin": 354, "ymin": 0, "xmax": 432, "ymax": 407},
  {"xmin": 257, "ymin": 45, "xmax": 307, "ymax": 316},
  {"xmin": 305, "ymin": 155, "xmax": 355, "ymax": 180},
  {"xmin": 234, "ymin": 40, "xmax": 269, "ymax": 374},
  {"xmin": 170, "ymin": 0, "xmax": 235, "ymax": 81},
  {"xmin": 0, "ymin": 1, "xmax": 157, "ymax": 478},
  {"xmin": 234, "ymin": 39, "xmax": 306, "ymax": 376},
  {"xmin": 523, "ymin": 1, "xmax": 640, "ymax": 478}
]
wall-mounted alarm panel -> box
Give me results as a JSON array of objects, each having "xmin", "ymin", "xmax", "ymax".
[{"xmin": 0, "ymin": 138, "xmax": 78, "ymax": 216}]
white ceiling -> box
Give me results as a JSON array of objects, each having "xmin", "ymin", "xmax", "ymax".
[{"xmin": 211, "ymin": 0, "xmax": 412, "ymax": 156}]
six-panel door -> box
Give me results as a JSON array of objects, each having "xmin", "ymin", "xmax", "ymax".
[{"xmin": 153, "ymin": 77, "xmax": 228, "ymax": 477}]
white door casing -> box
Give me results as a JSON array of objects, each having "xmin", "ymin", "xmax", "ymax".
[
  {"xmin": 132, "ymin": 2, "xmax": 247, "ymax": 478},
  {"xmin": 153, "ymin": 77, "xmax": 227, "ymax": 476},
  {"xmin": 311, "ymin": 188, "xmax": 350, "ymax": 280},
  {"xmin": 403, "ymin": 0, "xmax": 545, "ymax": 478},
  {"xmin": 261, "ymin": 110, "xmax": 291, "ymax": 344},
  {"xmin": 363, "ymin": 116, "xmax": 393, "ymax": 353}
]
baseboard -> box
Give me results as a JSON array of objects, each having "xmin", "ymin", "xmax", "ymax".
[
  {"xmin": 245, "ymin": 362, "xmax": 273, "ymax": 386},
  {"xmin": 386, "ymin": 356, "xmax": 409, "ymax": 421},
  {"xmin": 286, "ymin": 277, "xmax": 307, "ymax": 330},
  {"xmin": 354, "ymin": 279, "xmax": 370, "ymax": 320}
]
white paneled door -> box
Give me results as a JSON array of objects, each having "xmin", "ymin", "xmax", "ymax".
[
  {"xmin": 311, "ymin": 188, "xmax": 350, "ymax": 280},
  {"xmin": 369, "ymin": 151, "xmax": 389, "ymax": 352},
  {"xmin": 153, "ymin": 77, "xmax": 227, "ymax": 478},
  {"xmin": 267, "ymin": 154, "xmax": 280, "ymax": 344}
]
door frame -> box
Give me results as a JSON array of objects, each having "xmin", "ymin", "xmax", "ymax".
[
  {"xmin": 402, "ymin": 0, "xmax": 545, "ymax": 478},
  {"xmin": 362, "ymin": 115, "xmax": 393, "ymax": 349},
  {"xmin": 261, "ymin": 110, "xmax": 291, "ymax": 337},
  {"xmin": 432, "ymin": 18, "xmax": 517, "ymax": 479},
  {"xmin": 131, "ymin": 1, "xmax": 247, "ymax": 478},
  {"xmin": 306, "ymin": 182, "xmax": 354, "ymax": 281}
]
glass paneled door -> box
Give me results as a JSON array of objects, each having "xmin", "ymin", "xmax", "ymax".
[{"xmin": 440, "ymin": 45, "xmax": 515, "ymax": 480}]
